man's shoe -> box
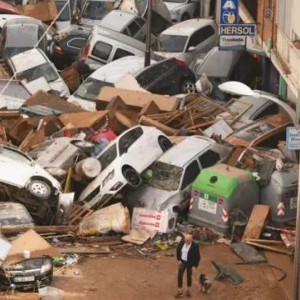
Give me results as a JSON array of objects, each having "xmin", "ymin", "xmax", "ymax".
[
  {"xmin": 186, "ymin": 290, "xmax": 191, "ymax": 297},
  {"xmin": 174, "ymin": 291, "xmax": 183, "ymax": 298}
]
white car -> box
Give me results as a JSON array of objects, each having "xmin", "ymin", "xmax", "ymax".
[
  {"xmin": 79, "ymin": 126, "xmax": 173, "ymax": 209},
  {"xmin": 155, "ymin": 19, "xmax": 218, "ymax": 66},
  {"xmin": 8, "ymin": 48, "xmax": 70, "ymax": 97},
  {"xmin": 0, "ymin": 145, "xmax": 62, "ymax": 199},
  {"xmin": 164, "ymin": 0, "xmax": 197, "ymax": 23},
  {"xmin": 124, "ymin": 136, "xmax": 231, "ymax": 232},
  {"xmin": 68, "ymin": 56, "xmax": 156, "ymax": 110}
]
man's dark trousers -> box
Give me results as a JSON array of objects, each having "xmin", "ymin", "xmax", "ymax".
[{"xmin": 178, "ymin": 261, "xmax": 192, "ymax": 288}]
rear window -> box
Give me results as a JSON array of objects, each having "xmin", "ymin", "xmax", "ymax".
[
  {"xmin": 187, "ymin": 25, "xmax": 215, "ymax": 48},
  {"xmin": 92, "ymin": 41, "xmax": 112, "ymax": 61},
  {"xmin": 119, "ymin": 127, "xmax": 143, "ymax": 155},
  {"xmin": 67, "ymin": 37, "xmax": 87, "ymax": 49},
  {"xmin": 199, "ymin": 150, "xmax": 220, "ymax": 168}
]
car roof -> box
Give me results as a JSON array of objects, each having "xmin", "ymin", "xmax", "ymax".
[
  {"xmin": 161, "ymin": 18, "xmax": 215, "ymax": 36},
  {"xmin": 158, "ymin": 136, "xmax": 214, "ymax": 167},
  {"xmin": 10, "ymin": 48, "xmax": 47, "ymax": 72},
  {"xmin": 100, "ymin": 10, "xmax": 137, "ymax": 31},
  {"xmin": 93, "ymin": 26, "xmax": 146, "ymax": 52},
  {"xmin": 4, "ymin": 17, "xmax": 42, "ymax": 26},
  {"xmin": 89, "ymin": 56, "xmax": 156, "ymax": 82}
]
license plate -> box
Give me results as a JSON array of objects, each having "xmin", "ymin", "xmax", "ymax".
[
  {"xmin": 198, "ymin": 197, "xmax": 217, "ymax": 214},
  {"xmin": 13, "ymin": 276, "xmax": 35, "ymax": 282},
  {"xmin": 290, "ymin": 197, "xmax": 297, "ymax": 210}
]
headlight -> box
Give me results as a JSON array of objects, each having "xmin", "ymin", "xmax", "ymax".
[
  {"xmin": 102, "ymin": 170, "xmax": 115, "ymax": 187},
  {"xmin": 40, "ymin": 260, "xmax": 52, "ymax": 274},
  {"xmin": 110, "ymin": 181, "xmax": 123, "ymax": 191}
]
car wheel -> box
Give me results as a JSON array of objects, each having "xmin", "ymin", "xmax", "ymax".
[
  {"xmin": 158, "ymin": 136, "xmax": 173, "ymax": 152},
  {"xmin": 181, "ymin": 13, "xmax": 190, "ymax": 21},
  {"xmin": 181, "ymin": 78, "xmax": 196, "ymax": 94},
  {"xmin": 123, "ymin": 168, "xmax": 142, "ymax": 188},
  {"xmin": 28, "ymin": 179, "xmax": 52, "ymax": 199}
]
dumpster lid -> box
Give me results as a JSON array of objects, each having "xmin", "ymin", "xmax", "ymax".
[{"xmin": 192, "ymin": 164, "xmax": 253, "ymax": 199}]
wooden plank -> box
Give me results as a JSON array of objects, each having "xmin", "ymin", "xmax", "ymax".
[
  {"xmin": 242, "ymin": 205, "xmax": 270, "ymax": 241},
  {"xmin": 59, "ymin": 246, "xmax": 110, "ymax": 254},
  {"xmin": 139, "ymin": 116, "xmax": 177, "ymax": 135},
  {"xmin": 246, "ymin": 239, "xmax": 284, "ymax": 245},
  {"xmin": 1, "ymin": 225, "xmax": 77, "ymax": 235},
  {"xmin": 245, "ymin": 241, "xmax": 291, "ymax": 255}
]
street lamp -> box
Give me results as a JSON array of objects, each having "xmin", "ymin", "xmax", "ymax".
[{"xmin": 219, "ymin": 81, "xmax": 299, "ymax": 300}]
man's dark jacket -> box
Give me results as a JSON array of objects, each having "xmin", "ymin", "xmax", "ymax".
[{"xmin": 176, "ymin": 241, "xmax": 200, "ymax": 268}]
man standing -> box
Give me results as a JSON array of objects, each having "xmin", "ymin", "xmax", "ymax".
[{"xmin": 175, "ymin": 233, "xmax": 200, "ymax": 298}]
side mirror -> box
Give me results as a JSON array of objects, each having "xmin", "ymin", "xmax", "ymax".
[{"xmin": 187, "ymin": 46, "xmax": 196, "ymax": 52}]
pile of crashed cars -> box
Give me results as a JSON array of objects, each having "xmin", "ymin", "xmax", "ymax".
[{"xmin": 0, "ymin": 0, "xmax": 297, "ymax": 293}]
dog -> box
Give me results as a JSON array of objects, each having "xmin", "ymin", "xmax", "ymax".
[{"xmin": 199, "ymin": 274, "xmax": 212, "ymax": 293}]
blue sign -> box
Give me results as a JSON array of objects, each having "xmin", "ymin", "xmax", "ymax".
[
  {"xmin": 286, "ymin": 127, "xmax": 300, "ymax": 150},
  {"xmin": 219, "ymin": 24, "xmax": 257, "ymax": 36},
  {"xmin": 220, "ymin": 0, "xmax": 239, "ymax": 25}
]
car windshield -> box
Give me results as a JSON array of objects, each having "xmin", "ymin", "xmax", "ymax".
[
  {"xmin": 143, "ymin": 161, "xmax": 183, "ymax": 191},
  {"xmin": 75, "ymin": 78, "xmax": 113, "ymax": 101},
  {"xmin": 0, "ymin": 147, "xmax": 31, "ymax": 164},
  {"xmin": 17, "ymin": 62, "xmax": 59, "ymax": 83},
  {"xmin": 82, "ymin": 1, "xmax": 113, "ymax": 20},
  {"xmin": 56, "ymin": 0, "xmax": 71, "ymax": 21},
  {"xmin": 158, "ymin": 34, "xmax": 188, "ymax": 52},
  {"xmin": 7, "ymin": 26, "xmax": 38, "ymax": 47}
]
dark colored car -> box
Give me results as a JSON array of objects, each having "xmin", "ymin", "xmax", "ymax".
[
  {"xmin": 51, "ymin": 33, "xmax": 88, "ymax": 69},
  {"xmin": 135, "ymin": 58, "xmax": 196, "ymax": 95},
  {"xmin": 0, "ymin": 256, "xmax": 53, "ymax": 290}
]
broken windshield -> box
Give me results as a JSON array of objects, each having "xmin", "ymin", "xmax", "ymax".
[
  {"xmin": 143, "ymin": 161, "xmax": 182, "ymax": 191},
  {"xmin": 75, "ymin": 78, "xmax": 113, "ymax": 101},
  {"xmin": 158, "ymin": 34, "xmax": 188, "ymax": 52},
  {"xmin": 233, "ymin": 123, "xmax": 275, "ymax": 142},
  {"xmin": 17, "ymin": 62, "xmax": 59, "ymax": 83}
]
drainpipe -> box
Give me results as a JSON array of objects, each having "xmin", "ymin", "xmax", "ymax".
[{"xmin": 278, "ymin": 76, "xmax": 287, "ymax": 101}]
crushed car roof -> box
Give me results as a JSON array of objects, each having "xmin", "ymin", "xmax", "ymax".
[
  {"xmin": 158, "ymin": 136, "xmax": 214, "ymax": 167},
  {"xmin": 161, "ymin": 18, "xmax": 215, "ymax": 36},
  {"xmin": 100, "ymin": 10, "xmax": 138, "ymax": 31}
]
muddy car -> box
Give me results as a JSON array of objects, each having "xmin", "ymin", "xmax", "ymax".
[
  {"xmin": 79, "ymin": 126, "xmax": 173, "ymax": 209},
  {"xmin": 124, "ymin": 136, "xmax": 231, "ymax": 232},
  {"xmin": 0, "ymin": 145, "xmax": 62, "ymax": 199},
  {"xmin": 0, "ymin": 256, "xmax": 53, "ymax": 290}
]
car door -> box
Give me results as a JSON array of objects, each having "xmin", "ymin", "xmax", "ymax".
[
  {"xmin": 111, "ymin": 47, "xmax": 135, "ymax": 61},
  {"xmin": 0, "ymin": 147, "xmax": 34, "ymax": 188},
  {"xmin": 178, "ymin": 160, "xmax": 201, "ymax": 209},
  {"xmin": 133, "ymin": 17, "xmax": 146, "ymax": 41}
]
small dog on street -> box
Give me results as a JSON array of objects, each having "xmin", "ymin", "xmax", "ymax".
[{"xmin": 199, "ymin": 274, "xmax": 212, "ymax": 293}]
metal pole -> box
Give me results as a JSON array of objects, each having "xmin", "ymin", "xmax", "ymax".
[
  {"xmin": 292, "ymin": 88, "xmax": 300, "ymax": 300},
  {"xmin": 144, "ymin": 0, "xmax": 152, "ymax": 67}
]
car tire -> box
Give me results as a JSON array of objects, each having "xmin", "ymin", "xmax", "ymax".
[
  {"xmin": 122, "ymin": 168, "xmax": 142, "ymax": 188},
  {"xmin": 28, "ymin": 179, "xmax": 52, "ymax": 199},
  {"xmin": 158, "ymin": 136, "xmax": 173, "ymax": 152},
  {"xmin": 181, "ymin": 78, "xmax": 196, "ymax": 94},
  {"xmin": 181, "ymin": 13, "xmax": 190, "ymax": 21}
]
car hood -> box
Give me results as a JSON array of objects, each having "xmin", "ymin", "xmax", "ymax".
[
  {"xmin": 164, "ymin": 2, "xmax": 184, "ymax": 11},
  {"xmin": 50, "ymin": 80, "xmax": 70, "ymax": 98},
  {"xmin": 128, "ymin": 184, "xmax": 178, "ymax": 210}
]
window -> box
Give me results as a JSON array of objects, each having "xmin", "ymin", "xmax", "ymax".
[
  {"xmin": 128, "ymin": 21, "xmax": 140, "ymax": 36},
  {"xmin": 187, "ymin": 26, "xmax": 215, "ymax": 49},
  {"xmin": 255, "ymin": 128, "xmax": 287, "ymax": 148},
  {"xmin": 91, "ymin": 41, "xmax": 112, "ymax": 61},
  {"xmin": 181, "ymin": 160, "xmax": 200, "ymax": 190},
  {"xmin": 119, "ymin": 127, "xmax": 143, "ymax": 155},
  {"xmin": 113, "ymin": 48, "xmax": 134, "ymax": 61},
  {"xmin": 1, "ymin": 147, "xmax": 31, "ymax": 165},
  {"xmin": 199, "ymin": 150, "xmax": 220, "ymax": 169},
  {"xmin": 67, "ymin": 37, "xmax": 87, "ymax": 49},
  {"xmin": 135, "ymin": 18, "xmax": 145, "ymax": 27},
  {"xmin": 253, "ymin": 103, "xmax": 279, "ymax": 120},
  {"xmin": 122, "ymin": 28, "xmax": 130, "ymax": 36},
  {"xmin": 98, "ymin": 143, "xmax": 117, "ymax": 170}
]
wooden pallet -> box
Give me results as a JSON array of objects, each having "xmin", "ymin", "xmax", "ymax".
[{"xmin": 69, "ymin": 204, "xmax": 93, "ymax": 226}]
